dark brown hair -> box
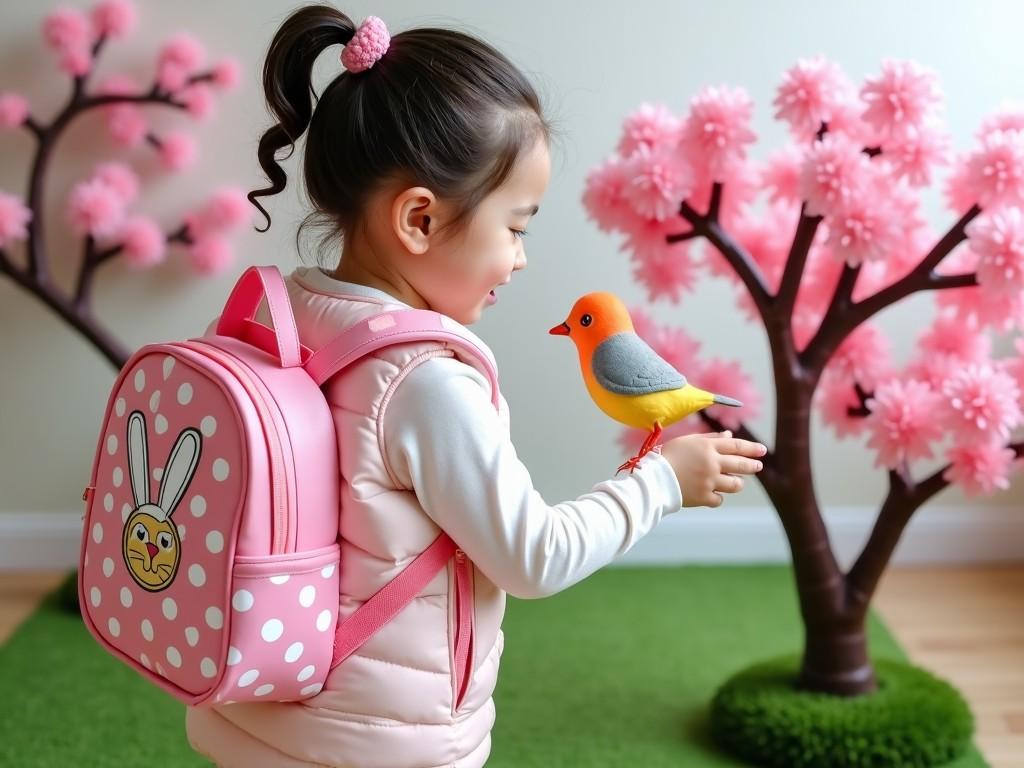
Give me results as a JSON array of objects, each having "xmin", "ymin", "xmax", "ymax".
[{"xmin": 250, "ymin": 5, "xmax": 553, "ymax": 262}]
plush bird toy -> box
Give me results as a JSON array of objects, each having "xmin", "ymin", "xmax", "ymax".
[{"xmin": 549, "ymin": 292, "xmax": 743, "ymax": 473}]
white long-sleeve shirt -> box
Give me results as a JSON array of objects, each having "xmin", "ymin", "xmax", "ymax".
[{"xmin": 380, "ymin": 349, "xmax": 683, "ymax": 599}]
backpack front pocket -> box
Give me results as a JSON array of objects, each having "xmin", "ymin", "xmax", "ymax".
[{"xmin": 204, "ymin": 543, "xmax": 341, "ymax": 704}]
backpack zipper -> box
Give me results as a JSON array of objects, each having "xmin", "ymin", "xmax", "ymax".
[{"xmin": 179, "ymin": 342, "xmax": 291, "ymax": 555}]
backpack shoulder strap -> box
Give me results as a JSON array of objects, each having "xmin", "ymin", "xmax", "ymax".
[
  {"xmin": 330, "ymin": 531, "xmax": 456, "ymax": 670},
  {"xmin": 310, "ymin": 309, "xmax": 500, "ymax": 670},
  {"xmin": 303, "ymin": 308, "xmax": 500, "ymax": 407}
]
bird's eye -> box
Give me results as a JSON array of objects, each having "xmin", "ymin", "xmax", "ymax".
[
  {"xmin": 134, "ymin": 524, "xmax": 147, "ymax": 542},
  {"xmin": 580, "ymin": 314, "xmax": 593, "ymax": 327},
  {"xmin": 158, "ymin": 533, "xmax": 173, "ymax": 550}
]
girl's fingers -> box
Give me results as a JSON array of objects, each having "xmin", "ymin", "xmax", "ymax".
[
  {"xmin": 717, "ymin": 437, "xmax": 768, "ymax": 458},
  {"xmin": 720, "ymin": 455, "xmax": 763, "ymax": 475},
  {"xmin": 715, "ymin": 474, "xmax": 744, "ymax": 494}
]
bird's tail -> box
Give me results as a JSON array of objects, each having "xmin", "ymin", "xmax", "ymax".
[{"xmin": 713, "ymin": 394, "xmax": 743, "ymax": 407}]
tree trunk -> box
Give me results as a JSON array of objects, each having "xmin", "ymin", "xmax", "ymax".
[
  {"xmin": 767, "ymin": 353, "xmax": 879, "ymax": 696},
  {"xmin": 800, "ymin": 614, "xmax": 876, "ymax": 695}
]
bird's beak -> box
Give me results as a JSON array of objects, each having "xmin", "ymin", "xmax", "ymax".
[{"xmin": 549, "ymin": 322, "xmax": 570, "ymax": 336}]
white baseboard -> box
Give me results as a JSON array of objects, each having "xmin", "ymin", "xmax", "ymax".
[
  {"xmin": 1, "ymin": 512, "xmax": 86, "ymax": 570},
  {"xmin": 617, "ymin": 505, "xmax": 1024, "ymax": 567},
  {"xmin": 2, "ymin": 506, "xmax": 1022, "ymax": 571}
]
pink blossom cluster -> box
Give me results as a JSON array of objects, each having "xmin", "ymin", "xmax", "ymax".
[
  {"xmin": 40, "ymin": 2, "xmax": 241, "ymax": 96},
  {"xmin": 67, "ymin": 161, "xmax": 139, "ymax": 238},
  {"xmin": 938, "ymin": 362, "xmax": 1022, "ymax": 495},
  {"xmin": 42, "ymin": 2, "xmax": 137, "ymax": 76},
  {"xmin": 64, "ymin": 163, "xmax": 248, "ymax": 274},
  {"xmin": 817, "ymin": 308, "xmax": 1023, "ymax": 495},
  {"xmin": 964, "ymin": 206, "xmax": 1024, "ymax": 296},
  {"xmin": 583, "ymin": 88, "xmax": 759, "ymax": 304},
  {"xmin": 180, "ymin": 187, "xmax": 251, "ymax": 274},
  {"xmin": 0, "ymin": 192, "xmax": 32, "ymax": 248},
  {"xmin": 35, "ymin": 1, "xmax": 242, "ymax": 175}
]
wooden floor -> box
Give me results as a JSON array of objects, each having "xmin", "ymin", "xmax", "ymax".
[
  {"xmin": 874, "ymin": 566, "xmax": 1024, "ymax": 768},
  {"xmin": 1, "ymin": 567, "xmax": 1022, "ymax": 767}
]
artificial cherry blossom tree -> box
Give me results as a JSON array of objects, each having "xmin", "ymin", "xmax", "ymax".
[
  {"xmin": 0, "ymin": 0, "xmax": 249, "ymax": 368},
  {"xmin": 585, "ymin": 57, "xmax": 1024, "ymax": 699}
]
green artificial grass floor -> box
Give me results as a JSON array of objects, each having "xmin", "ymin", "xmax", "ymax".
[{"xmin": 0, "ymin": 566, "xmax": 989, "ymax": 768}]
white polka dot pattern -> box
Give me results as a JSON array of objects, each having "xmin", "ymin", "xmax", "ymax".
[
  {"xmin": 79, "ymin": 346, "xmax": 342, "ymax": 705},
  {"xmin": 211, "ymin": 547, "xmax": 340, "ymax": 703},
  {"xmin": 80, "ymin": 350, "xmax": 246, "ymax": 699}
]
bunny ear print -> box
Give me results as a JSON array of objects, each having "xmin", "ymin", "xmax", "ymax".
[
  {"xmin": 127, "ymin": 411, "xmax": 151, "ymax": 508},
  {"xmin": 158, "ymin": 427, "xmax": 202, "ymax": 518}
]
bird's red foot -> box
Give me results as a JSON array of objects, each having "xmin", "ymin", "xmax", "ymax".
[{"xmin": 617, "ymin": 455, "xmax": 643, "ymax": 474}]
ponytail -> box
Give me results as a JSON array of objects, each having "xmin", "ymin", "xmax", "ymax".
[{"xmin": 249, "ymin": 6, "xmax": 355, "ymax": 232}]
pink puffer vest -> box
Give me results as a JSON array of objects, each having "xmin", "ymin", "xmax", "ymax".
[{"xmin": 186, "ymin": 267, "xmax": 507, "ymax": 768}]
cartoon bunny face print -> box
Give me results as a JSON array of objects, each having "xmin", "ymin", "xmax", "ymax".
[{"xmin": 122, "ymin": 410, "xmax": 202, "ymax": 591}]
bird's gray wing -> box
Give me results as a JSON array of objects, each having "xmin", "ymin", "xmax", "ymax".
[{"xmin": 591, "ymin": 333, "xmax": 686, "ymax": 395}]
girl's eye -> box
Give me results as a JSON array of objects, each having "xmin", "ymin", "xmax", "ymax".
[{"xmin": 510, "ymin": 229, "xmax": 528, "ymax": 240}]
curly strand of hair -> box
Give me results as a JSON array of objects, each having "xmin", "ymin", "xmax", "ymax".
[{"xmin": 248, "ymin": 5, "xmax": 355, "ymax": 232}]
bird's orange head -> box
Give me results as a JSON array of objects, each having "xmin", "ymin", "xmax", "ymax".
[{"xmin": 548, "ymin": 292, "xmax": 634, "ymax": 358}]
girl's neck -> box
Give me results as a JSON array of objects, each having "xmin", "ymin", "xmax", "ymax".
[{"xmin": 331, "ymin": 251, "xmax": 429, "ymax": 311}]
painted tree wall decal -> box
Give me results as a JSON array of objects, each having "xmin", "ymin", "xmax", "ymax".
[{"xmin": 0, "ymin": 0, "xmax": 249, "ymax": 369}]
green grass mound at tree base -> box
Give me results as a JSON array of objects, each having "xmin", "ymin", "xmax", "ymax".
[{"xmin": 710, "ymin": 655, "xmax": 973, "ymax": 768}]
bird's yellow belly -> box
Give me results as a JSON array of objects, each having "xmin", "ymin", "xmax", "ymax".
[{"xmin": 584, "ymin": 376, "xmax": 713, "ymax": 429}]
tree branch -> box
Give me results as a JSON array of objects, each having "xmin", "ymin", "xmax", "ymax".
[
  {"xmin": 846, "ymin": 438, "xmax": 1024, "ymax": 612},
  {"xmin": 666, "ymin": 230, "xmax": 699, "ymax": 244},
  {"xmin": 707, "ymin": 182, "xmax": 723, "ymax": 223},
  {"xmin": 801, "ymin": 204, "xmax": 982, "ymax": 376},
  {"xmin": 71, "ymin": 223, "xmax": 193, "ymax": 311},
  {"xmin": 0, "ymin": 246, "xmax": 129, "ymax": 367},
  {"xmin": 679, "ymin": 196, "xmax": 773, "ymax": 322},
  {"xmin": 847, "ymin": 382, "xmax": 873, "ymax": 418},
  {"xmin": 776, "ymin": 207, "xmax": 824, "ymax": 311},
  {"xmin": 930, "ymin": 272, "xmax": 978, "ymax": 291},
  {"xmin": 12, "ymin": 44, "xmax": 206, "ymax": 361},
  {"xmin": 23, "ymin": 116, "xmax": 44, "ymax": 140}
]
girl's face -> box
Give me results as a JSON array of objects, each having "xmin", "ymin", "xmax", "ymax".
[{"xmin": 418, "ymin": 138, "xmax": 550, "ymax": 325}]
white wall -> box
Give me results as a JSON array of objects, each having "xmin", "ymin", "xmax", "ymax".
[{"xmin": 1, "ymin": 0, "xmax": 1022, "ymax": 566}]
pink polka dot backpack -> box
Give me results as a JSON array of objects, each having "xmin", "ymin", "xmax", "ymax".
[{"xmin": 78, "ymin": 265, "xmax": 498, "ymax": 705}]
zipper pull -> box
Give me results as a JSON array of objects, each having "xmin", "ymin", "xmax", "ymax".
[
  {"xmin": 455, "ymin": 548, "xmax": 466, "ymax": 563},
  {"xmin": 82, "ymin": 486, "xmax": 95, "ymax": 520}
]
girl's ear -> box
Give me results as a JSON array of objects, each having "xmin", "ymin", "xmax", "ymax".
[{"xmin": 392, "ymin": 186, "xmax": 437, "ymax": 255}]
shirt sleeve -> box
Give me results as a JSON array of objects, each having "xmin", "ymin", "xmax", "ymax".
[{"xmin": 381, "ymin": 353, "xmax": 683, "ymax": 599}]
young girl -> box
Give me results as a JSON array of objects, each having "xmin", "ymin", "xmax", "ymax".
[{"xmin": 186, "ymin": 6, "xmax": 767, "ymax": 767}]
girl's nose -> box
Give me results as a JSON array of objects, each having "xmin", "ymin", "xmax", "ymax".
[{"xmin": 514, "ymin": 254, "xmax": 527, "ymax": 271}]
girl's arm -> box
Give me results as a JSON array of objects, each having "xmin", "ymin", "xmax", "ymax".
[{"xmin": 381, "ymin": 354, "xmax": 683, "ymax": 599}]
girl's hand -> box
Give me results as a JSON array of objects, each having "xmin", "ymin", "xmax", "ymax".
[{"xmin": 659, "ymin": 430, "xmax": 766, "ymax": 508}]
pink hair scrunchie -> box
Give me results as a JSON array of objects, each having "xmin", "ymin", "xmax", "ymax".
[{"xmin": 341, "ymin": 16, "xmax": 390, "ymax": 73}]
